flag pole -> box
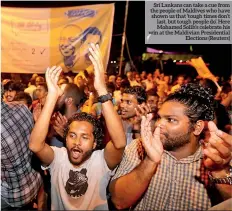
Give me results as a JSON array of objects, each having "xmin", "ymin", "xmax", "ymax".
[{"xmin": 119, "ymin": 0, "xmax": 129, "ymax": 76}]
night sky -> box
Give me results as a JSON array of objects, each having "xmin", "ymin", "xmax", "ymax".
[{"xmin": 2, "ymin": 1, "xmax": 231, "ymax": 79}]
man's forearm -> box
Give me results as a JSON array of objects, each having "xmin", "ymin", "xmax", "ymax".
[
  {"xmin": 29, "ymin": 94, "xmax": 58, "ymax": 152},
  {"xmin": 211, "ymin": 169, "xmax": 232, "ymax": 200},
  {"xmin": 101, "ymin": 99, "xmax": 126, "ymax": 149},
  {"xmin": 109, "ymin": 157, "xmax": 158, "ymax": 209}
]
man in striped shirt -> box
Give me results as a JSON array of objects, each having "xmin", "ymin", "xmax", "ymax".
[{"xmin": 110, "ymin": 83, "xmax": 232, "ymax": 210}]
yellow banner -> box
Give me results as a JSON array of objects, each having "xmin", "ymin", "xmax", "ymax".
[{"xmin": 1, "ymin": 4, "xmax": 114, "ymax": 73}]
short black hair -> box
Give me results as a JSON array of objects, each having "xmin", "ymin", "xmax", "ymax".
[
  {"xmin": 146, "ymin": 89, "xmax": 158, "ymax": 97},
  {"xmin": 165, "ymin": 83, "xmax": 214, "ymax": 122},
  {"xmin": 64, "ymin": 83, "xmax": 84, "ymax": 107},
  {"xmin": 37, "ymin": 82, "xmax": 48, "ymax": 92},
  {"xmin": 64, "ymin": 112, "xmax": 104, "ymax": 150},
  {"xmin": 123, "ymin": 86, "xmax": 147, "ymax": 104},
  {"xmin": 14, "ymin": 91, "xmax": 32, "ymax": 107},
  {"xmin": 3, "ymin": 81, "xmax": 22, "ymax": 92}
]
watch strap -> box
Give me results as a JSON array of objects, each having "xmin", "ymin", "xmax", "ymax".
[{"xmin": 97, "ymin": 93, "xmax": 112, "ymax": 103}]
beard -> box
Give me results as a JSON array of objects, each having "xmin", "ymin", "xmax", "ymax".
[
  {"xmin": 67, "ymin": 148, "xmax": 93, "ymax": 166},
  {"xmin": 161, "ymin": 127, "xmax": 192, "ymax": 151}
]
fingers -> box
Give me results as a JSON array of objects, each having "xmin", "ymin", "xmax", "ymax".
[
  {"xmin": 203, "ymin": 148, "xmax": 230, "ymax": 166},
  {"xmin": 46, "ymin": 66, "xmax": 62, "ymax": 82},
  {"xmin": 54, "ymin": 112, "xmax": 68, "ymax": 126},
  {"xmin": 135, "ymin": 104, "xmax": 152, "ymax": 117},
  {"xmin": 208, "ymin": 121, "xmax": 218, "ymax": 133},
  {"xmin": 208, "ymin": 121, "xmax": 232, "ymax": 149},
  {"xmin": 89, "ymin": 43, "xmax": 103, "ymax": 73},
  {"xmin": 207, "ymin": 138, "xmax": 232, "ymax": 158},
  {"xmin": 153, "ymin": 125, "xmax": 163, "ymax": 154}
]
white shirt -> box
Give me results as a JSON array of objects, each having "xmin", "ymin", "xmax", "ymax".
[{"xmin": 43, "ymin": 147, "xmax": 112, "ymax": 210}]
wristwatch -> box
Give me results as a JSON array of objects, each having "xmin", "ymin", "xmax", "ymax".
[
  {"xmin": 208, "ymin": 166, "xmax": 232, "ymax": 185},
  {"xmin": 97, "ymin": 93, "xmax": 112, "ymax": 103}
]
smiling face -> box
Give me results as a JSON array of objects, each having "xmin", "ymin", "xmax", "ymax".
[
  {"xmin": 4, "ymin": 89, "xmax": 17, "ymax": 102},
  {"xmin": 156, "ymin": 101, "xmax": 193, "ymax": 151},
  {"xmin": 66, "ymin": 121, "xmax": 96, "ymax": 167}
]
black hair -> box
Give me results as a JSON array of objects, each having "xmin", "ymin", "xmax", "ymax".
[
  {"xmin": 164, "ymin": 83, "xmax": 214, "ymax": 122},
  {"xmin": 64, "ymin": 83, "xmax": 84, "ymax": 107},
  {"xmin": 120, "ymin": 80, "xmax": 130, "ymax": 89},
  {"xmin": 123, "ymin": 86, "xmax": 147, "ymax": 104},
  {"xmin": 14, "ymin": 91, "xmax": 32, "ymax": 107},
  {"xmin": 37, "ymin": 82, "xmax": 48, "ymax": 92},
  {"xmin": 106, "ymin": 82, "xmax": 116, "ymax": 94},
  {"xmin": 200, "ymin": 78, "xmax": 218, "ymax": 96},
  {"xmin": 64, "ymin": 112, "xmax": 104, "ymax": 150},
  {"xmin": 3, "ymin": 81, "xmax": 22, "ymax": 92},
  {"xmin": 146, "ymin": 88, "xmax": 158, "ymax": 97}
]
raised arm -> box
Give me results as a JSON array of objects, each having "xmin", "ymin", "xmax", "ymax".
[
  {"xmin": 89, "ymin": 43, "xmax": 126, "ymax": 170},
  {"xmin": 29, "ymin": 66, "xmax": 63, "ymax": 165},
  {"xmin": 109, "ymin": 114, "xmax": 163, "ymax": 209}
]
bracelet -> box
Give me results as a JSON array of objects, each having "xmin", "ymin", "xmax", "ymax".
[{"xmin": 132, "ymin": 129, "xmax": 140, "ymax": 134}]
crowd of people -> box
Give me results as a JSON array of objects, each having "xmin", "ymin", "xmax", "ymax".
[{"xmin": 1, "ymin": 43, "xmax": 232, "ymax": 210}]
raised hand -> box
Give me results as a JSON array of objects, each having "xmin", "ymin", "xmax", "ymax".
[
  {"xmin": 141, "ymin": 113, "xmax": 163, "ymax": 164},
  {"xmin": 52, "ymin": 112, "xmax": 68, "ymax": 138},
  {"xmin": 88, "ymin": 43, "xmax": 107, "ymax": 96},
  {"xmin": 133, "ymin": 103, "xmax": 152, "ymax": 126},
  {"xmin": 203, "ymin": 121, "xmax": 232, "ymax": 170},
  {"xmin": 45, "ymin": 66, "xmax": 63, "ymax": 97}
]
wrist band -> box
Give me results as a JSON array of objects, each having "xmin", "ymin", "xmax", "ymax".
[{"xmin": 132, "ymin": 129, "xmax": 140, "ymax": 134}]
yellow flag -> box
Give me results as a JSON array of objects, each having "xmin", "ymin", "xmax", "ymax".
[{"xmin": 1, "ymin": 4, "xmax": 114, "ymax": 73}]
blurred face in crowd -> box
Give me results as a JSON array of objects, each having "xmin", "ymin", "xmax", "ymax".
[
  {"xmin": 104, "ymin": 74, "xmax": 109, "ymax": 83},
  {"xmin": 164, "ymin": 76, "xmax": 170, "ymax": 83},
  {"xmin": 58, "ymin": 78, "xmax": 68, "ymax": 87},
  {"xmin": 35, "ymin": 77, "xmax": 45, "ymax": 86},
  {"xmin": 76, "ymin": 76, "xmax": 86, "ymax": 88},
  {"xmin": 155, "ymin": 101, "xmax": 193, "ymax": 151},
  {"xmin": 109, "ymin": 75, "xmax": 116, "ymax": 84},
  {"xmin": 141, "ymin": 71, "xmax": 147, "ymax": 79},
  {"xmin": 66, "ymin": 121, "xmax": 96, "ymax": 167},
  {"xmin": 126, "ymin": 72, "xmax": 133, "ymax": 81},
  {"xmin": 177, "ymin": 76, "xmax": 185, "ymax": 85},
  {"xmin": 147, "ymin": 73, "xmax": 153, "ymax": 81},
  {"xmin": 147, "ymin": 95, "xmax": 159, "ymax": 113},
  {"xmin": 153, "ymin": 69, "xmax": 160, "ymax": 78},
  {"xmin": 135, "ymin": 74, "xmax": 141, "ymax": 83},
  {"xmin": 36, "ymin": 85, "xmax": 48, "ymax": 100},
  {"xmin": 4, "ymin": 89, "xmax": 17, "ymax": 102},
  {"xmin": 116, "ymin": 76, "xmax": 122, "ymax": 87},
  {"xmin": 120, "ymin": 93, "xmax": 138, "ymax": 119}
]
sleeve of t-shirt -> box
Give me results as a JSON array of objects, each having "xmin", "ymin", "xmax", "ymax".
[
  {"xmin": 111, "ymin": 139, "xmax": 142, "ymax": 181},
  {"xmin": 97, "ymin": 149, "xmax": 112, "ymax": 173},
  {"xmin": 41, "ymin": 146, "xmax": 66, "ymax": 170}
]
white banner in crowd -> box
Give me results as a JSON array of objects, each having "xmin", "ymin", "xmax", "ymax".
[{"xmin": 1, "ymin": 4, "xmax": 114, "ymax": 73}]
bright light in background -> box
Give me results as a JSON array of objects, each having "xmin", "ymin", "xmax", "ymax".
[
  {"xmin": 180, "ymin": 60, "xmax": 182, "ymax": 63},
  {"xmin": 173, "ymin": 60, "xmax": 176, "ymax": 62}
]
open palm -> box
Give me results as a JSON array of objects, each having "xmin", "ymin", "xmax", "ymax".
[
  {"xmin": 141, "ymin": 113, "xmax": 163, "ymax": 164},
  {"xmin": 45, "ymin": 66, "xmax": 63, "ymax": 97}
]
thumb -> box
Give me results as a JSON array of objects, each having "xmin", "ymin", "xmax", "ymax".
[{"xmin": 208, "ymin": 121, "xmax": 218, "ymax": 133}]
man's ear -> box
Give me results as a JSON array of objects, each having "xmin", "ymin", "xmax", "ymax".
[
  {"xmin": 193, "ymin": 120, "xmax": 205, "ymax": 135},
  {"xmin": 93, "ymin": 141, "xmax": 97, "ymax": 150},
  {"xmin": 65, "ymin": 97, "xmax": 73, "ymax": 105}
]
